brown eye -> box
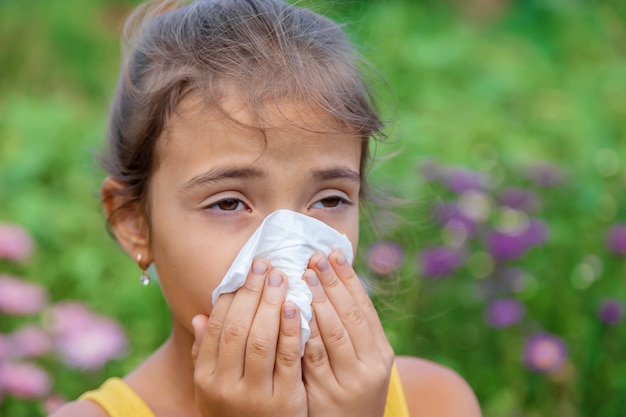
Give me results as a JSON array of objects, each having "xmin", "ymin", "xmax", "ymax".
[
  {"xmin": 319, "ymin": 197, "xmax": 342, "ymax": 208},
  {"xmin": 312, "ymin": 196, "xmax": 353, "ymax": 209},
  {"xmin": 210, "ymin": 199, "xmax": 245, "ymax": 211}
]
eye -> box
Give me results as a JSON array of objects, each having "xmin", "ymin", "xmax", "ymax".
[
  {"xmin": 207, "ymin": 198, "xmax": 248, "ymax": 211},
  {"xmin": 311, "ymin": 196, "xmax": 353, "ymax": 209}
]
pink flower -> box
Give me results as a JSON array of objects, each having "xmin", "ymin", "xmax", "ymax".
[
  {"xmin": 0, "ymin": 362, "xmax": 52, "ymax": 399},
  {"xmin": 0, "ymin": 223, "xmax": 34, "ymax": 261},
  {"xmin": 10, "ymin": 325, "xmax": 54, "ymax": 359},
  {"xmin": 57, "ymin": 319, "xmax": 128, "ymax": 370},
  {"xmin": 366, "ymin": 241, "xmax": 405, "ymax": 276},
  {"xmin": 0, "ymin": 275, "xmax": 48, "ymax": 315},
  {"xmin": 48, "ymin": 302, "xmax": 97, "ymax": 336},
  {"xmin": 50, "ymin": 302, "xmax": 128, "ymax": 370},
  {"xmin": 523, "ymin": 332, "xmax": 567, "ymax": 373},
  {"xmin": 0, "ymin": 334, "xmax": 12, "ymax": 362}
]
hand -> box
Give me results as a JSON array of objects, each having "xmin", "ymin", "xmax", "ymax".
[
  {"xmin": 302, "ymin": 250, "xmax": 395, "ymax": 417},
  {"xmin": 190, "ymin": 260, "xmax": 307, "ymax": 417}
]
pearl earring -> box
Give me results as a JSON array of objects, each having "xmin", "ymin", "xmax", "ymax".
[{"xmin": 136, "ymin": 254, "xmax": 151, "ymax": 286}]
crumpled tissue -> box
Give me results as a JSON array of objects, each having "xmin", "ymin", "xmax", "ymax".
[{"xmin": 211, "ymin": 209, "xmax": 354, "ymax": 354}]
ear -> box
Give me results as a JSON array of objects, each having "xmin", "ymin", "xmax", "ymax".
[{"xmin": 101, "ymin": 177, "xmax": 152, "ymax": 265}]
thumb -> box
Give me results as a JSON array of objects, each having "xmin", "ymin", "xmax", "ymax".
[{"xmin": 191, "ymin": 314, "xmax": 209, "ymax": 365}]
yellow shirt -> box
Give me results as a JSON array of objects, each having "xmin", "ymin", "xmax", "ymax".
[{"xmin": 81, "ymin": 364, "xmax": 410, "ymax": 417}]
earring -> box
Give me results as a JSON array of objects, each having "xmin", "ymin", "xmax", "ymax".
[{"xmin": 136, "ymin": 254, "xmax": 151, "ymax": 286}]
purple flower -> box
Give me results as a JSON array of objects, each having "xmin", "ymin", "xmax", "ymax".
[
  {"xmin": 606, "ymin": 224, "xmax": 626, "ymax": 255},
  {"xmin": 598, "ymin": 299, "xmax": 623, "ymax": 325},
  {"xmin": 487, "ymin": 231, "xmax": 527, "ymax": 260},
  {"xmin": 366, "ymin": 241, "xmax": 405, "ymax": 276},
  {"xmin": 496, "ymin": 187, "xmax": 540, "ymax": 213},
  {"xmin": 10, "ymin": 326, "xmax": 54, "ymax": 359},
  {"xmin": 0, "ymin": 275, "xmax": 48, "ymax": 315},
  {"xmin": 0, "ymin": 223, "xmax": 34, "ymax": 262},
  {"xmin": 419, "ymin": 160, "xmax": 446, "ymax": 182},
  {"xmin": 445, "ymin": 168, "xmax": 485, "ymax": 194},
  {"xmin": 419, "ymin": 246, "xmax": 465, "ymax": 278},
  {"xmin": 50, "ymin": 302, "xmax": 128, "ymax": 370},
  {"xmin": 484, "ymin": 298, "xmax": 525, "ymax": 327},
  {"xmin": 487, "ymin": 219, "xmax": 548, "ymax": 260},
  {"xmin": 523, "ymin": 219, "xmax": 549, "ymax": 246},
  {"xmin": 524, "ymin": 162, "xmax": 565, "ymax": 187},
  {"xmin": 434, "ymin": 202, "xmax": 477, "ymax": 236},
  {"xmin": 0, "ymin": 362, "xmax": 52, "ymax": 399},
  {"xmin": 523, "ymin": 332, "xmax": 567, "ymax": 373}
]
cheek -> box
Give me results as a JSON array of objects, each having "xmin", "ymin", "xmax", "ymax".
[
  {"xmin": 147, "ymin": 202, "xmax": 273, "ymax": 320},
  {"xmin": 336, "ymin": 211, "xmax": 360, "ymax": 260},
  {"xmin": 151, "ymin": 226, "xmax": 225, "ymax": 312},
  {"xmin": 146, "ymin": 204, "xmax": 247, "ymax": 322}
]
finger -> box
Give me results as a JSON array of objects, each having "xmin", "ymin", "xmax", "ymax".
[
  {"xmin": 191, "ymin": 314, "xmax": 209, "ymax": 365},
  {"xmin": 197, "ymin": 292, "xmax": 235, "ymax": 374},
  {"xmin": 303, "ymin": 266, "xmax": 357, "ymax": 376},
  {"xmin": 244, "ymin": 270, "xmax": 288, "ymax": 381},
  {"xmin": 273, "ymin": 302, "xmax": 303, "ymax": 388},
  {"xmin": 309, "ymin": 253, "xmax": 379, "ymax": 364},
  {"xmin": 328, "ymin": 250, "xmax": 392, "ymax": 361},
  {"xmin": 301, "ymin": 305, "xmax": 333, "ymax": 387},
  {"xmin": 215, "ymin": 259, "xmax": 271, "ymax": 377}
]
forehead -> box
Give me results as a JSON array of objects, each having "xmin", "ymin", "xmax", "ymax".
[
  {"xmin": 155, "ymin": 94, "xmax": 363, "ymax": 171},
  {"xmin": 171, "ymin": 93, "xmax": 355, "ymax": 135}
]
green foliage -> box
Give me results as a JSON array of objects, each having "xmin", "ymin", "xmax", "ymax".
[{"xmin": 0, "ymin": 0, "xmax": 624, "ymax": 416}]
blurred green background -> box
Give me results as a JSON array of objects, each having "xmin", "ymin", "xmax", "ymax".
[{"xmin": 1, "ymin": 0, "xmax": 625, "ymax": 416}]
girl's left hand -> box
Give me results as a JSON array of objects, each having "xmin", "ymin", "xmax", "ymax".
[{"xmin": 302, "ymin": 250, "xmax": 395, "ymax": 417}]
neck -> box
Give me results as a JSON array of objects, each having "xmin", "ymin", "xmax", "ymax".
[{"xmin": 126, "ymin": 319, "xmax": 200, "ymax": 417}]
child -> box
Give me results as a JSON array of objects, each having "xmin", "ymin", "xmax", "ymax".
[{"xmin": 52, "ymin": 0, "xmax": 481, "ymax": 416}]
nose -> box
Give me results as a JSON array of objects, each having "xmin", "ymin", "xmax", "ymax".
[
  {"xmin": 258, "ymin": 186, "xmax": 311, "ymax": 220},
  {"xmin": 260, "ymin": 206, "xmax": 310, "ymax": 220}
]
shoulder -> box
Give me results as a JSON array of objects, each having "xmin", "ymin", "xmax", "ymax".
[
  {"xmin": 48, "ymin": 400, "xmax": 108, "ymax": 417},
  {"xmin": 395, "ymin": 356, "xmax": 482, "ymax": 417}
]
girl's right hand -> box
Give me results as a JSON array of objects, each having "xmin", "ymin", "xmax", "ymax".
[{"xmin": 190, "ymin": 260, "xmax": 307, "ymax": 417}]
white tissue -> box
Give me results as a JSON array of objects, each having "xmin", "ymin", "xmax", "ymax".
[{"xmin": 211, "ymin": 209, "xmax": 354, "ymax": 354}]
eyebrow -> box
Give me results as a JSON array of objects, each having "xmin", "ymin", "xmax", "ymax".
[
  {"xmin": 182, "ymin": 165, "xmax": 361, "ymax": 191},
  {"xmin": 182, "ymin": 167, "xmax": 266, "ymax": 190},
  {"xmin": 311, "ymin": 167, "xmax": 361, "ymax": 183}
]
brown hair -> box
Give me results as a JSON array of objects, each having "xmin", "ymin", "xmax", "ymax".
[{"xmin": 102, "ymin": 0, "xmax": 385, "ymax": 218}]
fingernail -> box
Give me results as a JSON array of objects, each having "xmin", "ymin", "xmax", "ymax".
[
  {"xmin": 305, "ymin": 271, "xmax": 319, "ymax": 287},
  {"xmin": 269, "ymin": 271, "xmax": 282, "ymax": 287},
  {"xmin": 252, "ymin": 260, "xmax": 267, "ymax": 275},
  {"xmin": 336, "ymin": 252, "xmax": 347, "ymax": 265},
  {"xmin": 283, "ymin": 303, "xmax": 296, "ymax": 319},
  {"xmin": 317, "ymin": 257, "xmax": 329, "ymax": 271}
]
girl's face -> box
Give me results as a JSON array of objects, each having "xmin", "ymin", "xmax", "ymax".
[{"xmin": 142, "ymin": 97, "xmax": 362, "ymax": 331}]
